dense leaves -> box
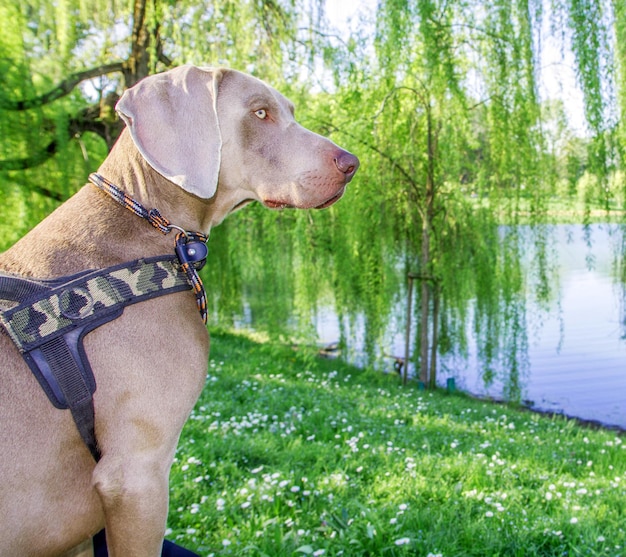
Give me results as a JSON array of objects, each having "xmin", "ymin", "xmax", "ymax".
[{"xmin": 0, "ymin": 0, "xmax": 623, "ymax": 397}]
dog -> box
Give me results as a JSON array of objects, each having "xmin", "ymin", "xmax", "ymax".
[{"xmin": 0, "ymin": 65, "xmax": 359, "ymax": 557}]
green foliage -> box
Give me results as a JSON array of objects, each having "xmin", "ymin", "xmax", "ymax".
[
  {"xmin": 566, "ymin": 0, "xmax": 611, "ymax": 133},
  {"xmin": 1, "ymin": 0, "xmax": 626, "ymax": 397}
]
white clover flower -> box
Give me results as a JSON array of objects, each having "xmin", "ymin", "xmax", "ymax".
[
  {"xmin": 570, "ymin": 517, "xmax": 578, "ymax": 524},
  {"xmin": 394, "ymin": 537, "xmax": 411, "ymax": 546}
]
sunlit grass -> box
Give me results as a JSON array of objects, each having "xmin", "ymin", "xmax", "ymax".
[{"xmin": 168, "ymin": 330, "xmax": 626, "ymax": 556}]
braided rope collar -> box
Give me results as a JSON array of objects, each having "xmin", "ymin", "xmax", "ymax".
[{"xmin": 88, "ymin": 172, "xmax": 209, "ymax": 324}]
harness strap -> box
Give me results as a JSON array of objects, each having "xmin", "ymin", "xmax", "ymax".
[
  {"xmin": 0, "ymin": 256, "xmax": 198, "ymax": 461},
  {"xmin": 37, "ymin": 336, "xmax": 101, "ymax": 460},
  {"xmin": 0, "ymin": 274, "xmax": 50, "ymax": 302},
  {"xmin": 0, "ymin": 256, "xmax": 191, "ymax": 352}
]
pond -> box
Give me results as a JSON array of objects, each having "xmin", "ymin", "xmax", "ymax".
[{"xmin": 313, "ymin": 223, "xmax": 626, "ymax": 430}]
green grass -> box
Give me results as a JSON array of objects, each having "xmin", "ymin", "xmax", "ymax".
[{"xmin": 167, "ymin": 330, "xmax": 626, "ymax": 556}]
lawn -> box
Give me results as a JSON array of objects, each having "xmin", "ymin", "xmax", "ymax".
[{"xmin": 167, "ymin": 330, "xmax": 626, "ymax": 557}]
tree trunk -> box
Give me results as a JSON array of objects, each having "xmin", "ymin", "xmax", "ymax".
[
  {"xmin": 124, "ymin": 0, "xmax": 154, "ymax": 87},
  {"xmin": 419, "ymin": 105, "xmax": 436, "ymax": 386},
  {"xmin": 419, "ymin": 228, "xmax": 430, "ymax": 385},
  {"xmin": 428, "ymin": 283, "xmax": 440, "ymax": 389}
]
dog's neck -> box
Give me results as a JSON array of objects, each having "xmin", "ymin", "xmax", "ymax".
[
  {"xmin": 97, "ymin": 131, "xmax": 250, "ymax": 231},
  {"xmin": 0, "ymin": 131, "xmax": 225, "ymax": 278},
  {"xmin": 97, "ymin": 131, "xmax": 218, "ymax": 234}
]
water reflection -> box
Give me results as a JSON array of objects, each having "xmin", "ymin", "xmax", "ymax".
[{"xmin": 315, "ymin": 224, "xmax": 626, "ymax": 430}]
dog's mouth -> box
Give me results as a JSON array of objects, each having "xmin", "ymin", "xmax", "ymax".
[
  {"xmin": 313, "ymin": 188, "xmax": 345, "ymax": 209},
  {"xmin": 264, "ymin": 200, "xmax": 296, "ymax": 209},
  {"xmin": 264, "ymin": 188, "xmax": 346, "ymax": 210}
]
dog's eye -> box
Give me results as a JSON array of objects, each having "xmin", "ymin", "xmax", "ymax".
[{"xmin": 254, "ymin": 109, "xmax": 268, "ymax": 120}]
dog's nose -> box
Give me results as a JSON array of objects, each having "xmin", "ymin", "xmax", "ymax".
[{"xmin": 334, "ymin": 150, "xmax": 360, "ymax": 181}]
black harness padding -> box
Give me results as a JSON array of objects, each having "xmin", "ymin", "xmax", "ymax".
[{"xmin": 0, "ymin": 255, "xmax": 202, "ymax": 462}]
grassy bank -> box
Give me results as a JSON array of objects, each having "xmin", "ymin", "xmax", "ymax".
[{"xmin": 167, "ymin": 331, "xmax": 625, "ymax": 557}]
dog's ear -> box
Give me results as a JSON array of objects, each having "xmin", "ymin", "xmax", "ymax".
[{"xmin": 116, "ymin": 65, "xmax": 223, "ymax": 199}]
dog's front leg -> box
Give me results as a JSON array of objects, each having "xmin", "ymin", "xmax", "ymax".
[{"xmin": 93, "ymin": 456, "xmax": 171, "ymax": 557}]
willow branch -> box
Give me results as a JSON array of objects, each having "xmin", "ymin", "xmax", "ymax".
[{"xmin": 0, "ymin": 62, "xmax": 125, "ymax": 111}]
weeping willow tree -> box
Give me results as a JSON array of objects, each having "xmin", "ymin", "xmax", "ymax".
[
  {"xmin": 304, "ymin": 0, "xmax": 546, "ymax": 391},
  {"xmin": 1, "ymin": 0, "xmax": 624, "ymax": 398},
  {"xmin": 297, "ymin": 0, "xmax": 624, "ymax": 396}
]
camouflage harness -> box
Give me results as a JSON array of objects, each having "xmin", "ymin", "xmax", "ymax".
[{"xmin": 0, "ymin": 174, "xmax": 209, "ymax": 461}]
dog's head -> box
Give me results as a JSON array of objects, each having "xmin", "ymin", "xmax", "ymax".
[{"xmin": 116, "ymin": 65, "xmax": 359, "ymax": 221}]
